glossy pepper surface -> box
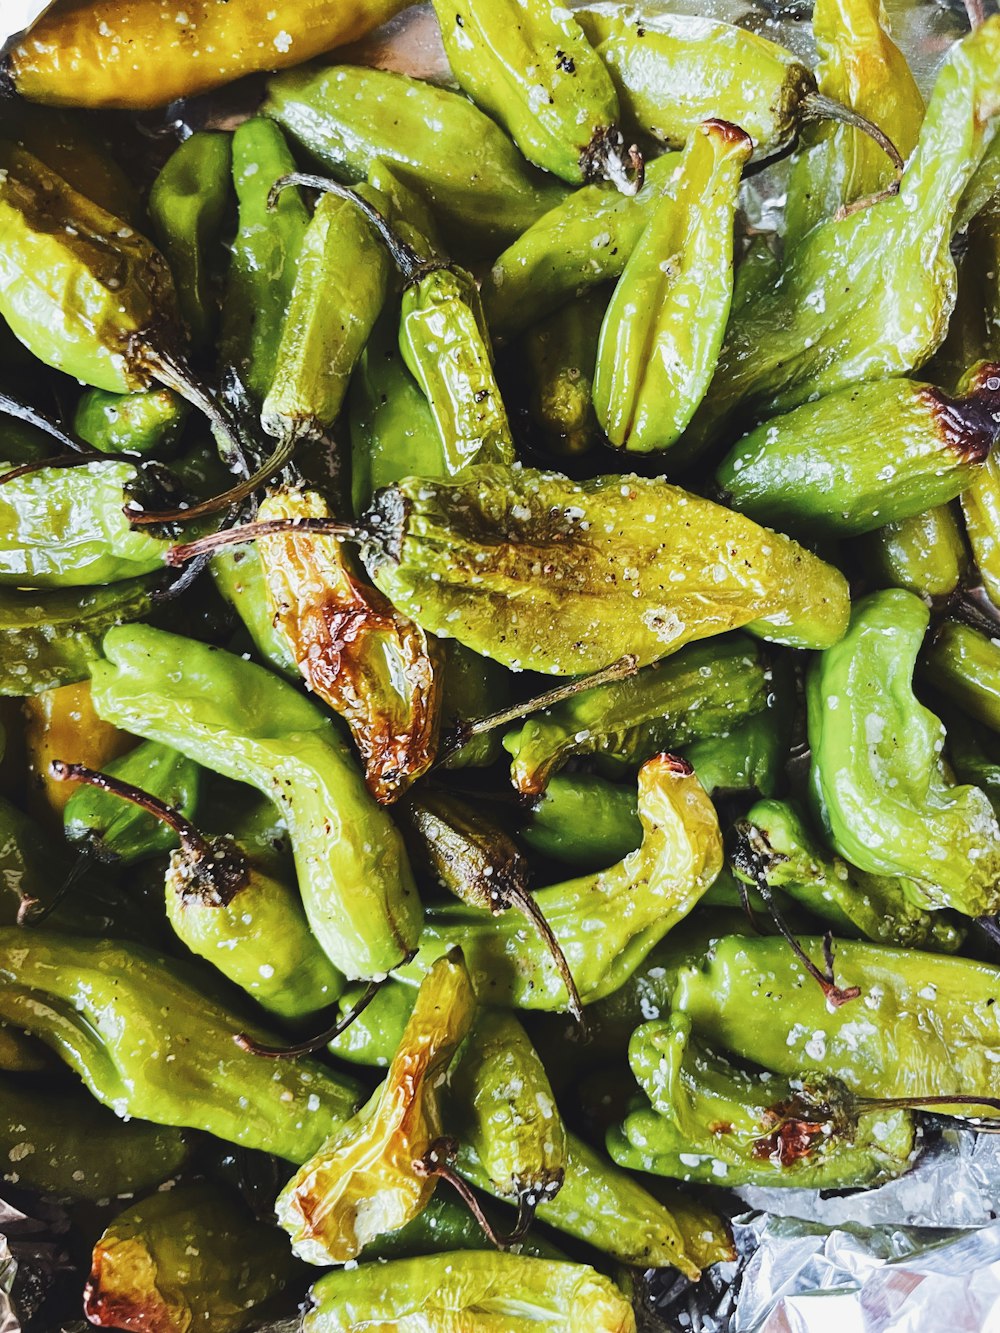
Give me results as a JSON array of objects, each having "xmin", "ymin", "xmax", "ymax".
[
  {"xmin": 921, "ymin": 620, "xmax": 1000, "ymax": 734},
  {"xmin": 24, "ymin": 679, "xmax": 132, "ymax": 820},
  {"xmin": 74, "ymin": 387, "xmax": 190, "ymax": 458},
  {"xmin": 859, "ymin": 504, "xmax": 968, "ymax": 602},
  {"xmin": 685, "ymin": 656, "xmax": 795, "ymax": 800},
  {"xmin": 520, "ymin": 773, "xmax": 641, "ymax": 870},
  {"xmin": 520, "ymin": 292, "xmax": 605, "ymax": 457}
]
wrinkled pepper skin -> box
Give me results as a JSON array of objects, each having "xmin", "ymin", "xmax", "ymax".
[
  {"xmin": 520, "ymin": 773, "xmax": 641, "ymax": 871},
  {"xmin": 25, "ymin": 679, "xmax": 132, "ymax": 820},
  {"xmin": 675, "ymin": 933, "xmax": 1000, "ymax": 1114},
  {"xmin": 400, "ymin": 789, "xmax": 527, "ymax": 910},
  {"xmin": 84, "ymin": 1183, "xmax": 296, "ymax": 1333},
  {"xmin": 74, "ymin": 387, "xmax": 190, "ymax": 458},
  {"xmin": 610, "ymin": 1013, "xmax": 915, "ymax": 1189},
  {"xmin": 577, "ymin": 3, "xmax": 815, "ymax": 159},
  {"xmin": 734, "ymin": 800, "xmax": 963, "ymax": 952},
  {"xmin": 433, "ymin": 0, "xmax": 622, "ymax": 184},
  {"xmin": 684, "ymin": 18, "xmax": 1000, "ymax": 454},
  {"xmin": 0, "ymin": 141, "xmax": 179, "ymax": 393},
  {"xmin": 685, "ymin": 654, "xmax": 795, "ymax": 800},
  {"xmin": 263, "ymin": 65, "xmax": 568, "ymax": 255},
  {"xmin": 807, "ymin": 589, "xmax": 1000, "ymax": 917},
  {"xmin": 8, "ymin": 0, "xmax": 410, "ymax": 110},
  {"xmin": 258, "ymin": 487, "xmax": 440, "ymax": 803},
  {"xmin": 594, "ymin": 119, "xmax": 751, "ymax": 453},
  {"xmin": 859, "ymin": 504, "xmax": 968, "ymax": 602},
  {"xmin": 504, "ymin": 634, "xmax": 768, "ymax": 797},
  {"xmin": 362, "ymin": 465, "xmax": 850, "ymax": 676},
  {"xmin": 401, "ymin": 755, "xmax": 722, "ymax": 1010},
  {"xmin": 961, "ymin": 365, "xmax": 1000, "ymax": 605},
  {"xmin": 716, "ymin": 372, "xmax": 999, "ymax": 537},
  {"xmin": 0, "ymin": 1075, "xmax": 188, "ymax": 1203},
  {"xmin": 482, "ymin": 151, "xmax": 680, "ymax": 343},
  {"xmin": 305, "ymin": 1253, "xmax": 636, "ymax": 1333},
  {"xmin": 520, "ymin": 292, "xmax": 605, "ymax": 457},
  {"xmin": 0, "ymin": 930, "xmax": 361, "ymax": 1160},
  {"xmin": 0, "ymin": 577, "xmax": 157, "ymax": 695},
  {"xmin": 278, "ymin": 953, "xmax": 475, "ymax": 1266},
  {"xmin": 91, "ymin": 626, "xmax": 422, "ymax": 980},
  {"xmin": 921, "ymin": 620, "xmax": 1000, "ymax": 734}
]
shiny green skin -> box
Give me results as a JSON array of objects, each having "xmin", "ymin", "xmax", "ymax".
[
  {"xmin": 947, "ymin": 711, "xmax": 1000, "ymax": 817},
  {"xmin": 503, "ymin": 634, "xmax": 768, "ymax": 796},
  {"xmin": 577, "ymin": 3, "xmax": 814, "ymax": 159},
  {"xmin": 520, "ymin": 291, "xmax": 605, "ymax": 456},
  {"xmin": 595, "ymin": 120, "xmax": 750, "ymax": 454},
  {"xmin": 262, "ymin": 183, "xmax": 389, "ymax": 442},
  {"xmin": 91, "ymin": 625, "xmax": 421, "ymax": 980},
  {"xmin": 807, "ymin": 589, "xmax": 1000, "ymax": 917},
  {"xmin": 0, "ymin": 458, "xmax": 168, "ymax": 587},
  {"xmin": 367, "ymin": 157, "xmax": 444, "ymax": 258},
  {"xmin": 716, "ymin": 376, "xmax": 995, "ymax": 537},
  {"xmin": 306, "ymin": 1252, "xmax": 636, "ymax": 1332},
  {"xmin": 327, "ymin": 980, "xmax": 416, "ymax": 1068},
  {"xmin": 434, "ymin": 0, "xmax": 619, "ymax": 183},
  {"xmin": 482, "ymin": 151, "xmax": 680, "ymax": 342},
  {"xmin": 963, "ymin": 414, "xmax": 1000, "ymax": 609},
  {"xmin": 74, "ymin": 386, "xmax": 190, "ymax": 458},
  {"xmin": 439, "ymin": 640, "xmax": 512, "ymax": 770},
  {"xmin": 0, "ymin": 141, "xmax": 178, "ymax": 393},
  {"xmin": 610, "ymin": 1012, "xmax": 915, "ymax": 1189},
  {"xmin": 860, "ymin": 504, "xmax": 968, "ymax": 601},
  {"xmin": 449, "ymin": 1011, "xmax": 565, "ymax": 1205},
  {"xmin": 87, "ymin": 1184, "xmax": 295, "ymax": 1333},
  {"xmin": 922, "ymin": 620, "xmax": 1000, "ymax": 733},
  {"xmin": 0, "ymin": 575, "xmax": 157, "ymax": 694},
  {"xmin": 933, "ymin": 208, "xmax": 1000, "ymax": 389},
  {"xmin": 0, "ymin": 930, "xmax": 361, "ymax": 1160},
  {"xmin": 222, "ymin": 118, "xmax": 310, "ymax": 404},
  {"xmin": 63, "ymin": 738, "xmax": 200, "ymax": 864},
  {"xmin": 683, "ymin": 19, "xmax": 1000, "ymax": 454},
  {"xmin": 210, "ymin": 545, "xmax": 297, "ymax": 677},
  {"xmin": 400, "ymin": 267, "xmax": 516, "ymax": 472},
  {"xmin": 675, "ymin": 933, "xmax": 1000, "ymax": 1113},
  {"xmin": 263, "ymin": 65, "xmax": 567, "ymax": 255},
  {"xmin": 520, "ymin": 774, "xmax": 641, "ymax": 870},
  {"xmin": 685, "ymin": 655, "xmax": 795, "ymax": 799},
  {"xmin": 0, "ymin": 1076, "xmax": 188, "ymax": 1202},
  {"xmin": 149, "ymin": 131, "xmax": 232, "ymax": 349},
  {"xmin": 736, "ymin": 798, "xmax": 963, "ymax": 952},
  {"xmin": 200, "ymin": 777, "xmax": 291, "ymax": 880},
  {"xmin": 361, "ymin": 1194, "xmax": 564, "ymax": 1262},
  {"xmin": 363, "ymin": 465, "xmax": 850, "ymax": 677}
]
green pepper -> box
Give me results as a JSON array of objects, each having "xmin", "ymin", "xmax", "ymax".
[
  {"xmin": 0, "ymin": 576, "xmax": 157, "ymax": 694},
  {"xmin": 367, "ymin": 157, "xmax": 445, "ymax": 258},
  {"xmin": 439, "ymin": 642, "xmax": 513, "ymax": 771},
  {"xmin": 278, "ymin": 953, "xmax": 475, "ymax": 1266},
  {"xmin": 921, "ymin": 619, "xmax": 1000, "ymax": 733},
  {"xmin": 685, "ymin": 654, "xmax": 795, "ymax": 800},
  {"xmin": 304, "ymin": 1253, "xmax": 636, "ymax": 1333},
  {"xmin": 716, "ymin": 371, "xmax": 999, "ymax": 537},
  {"xmin": 962, "ymin": 365, "xmax": 1000, "ymax": 605},
  {"xmin": 73, "ymin": 386, "xmax": 190, "ymax": 458},
  {"xmin": 63, "ymin": 738, "xmax": 200, "ymax": 864},
  {"xmin": 401, "ymin": 788, "xmax": 527, "ymax": 911},
  {"xmin": 360, "ymin": 1192, "xmax": 565, "ymax": 1262},
  {"xmin": 594, "ymin": 118, "xmax": 751, "ymax": 453},
  {"xmin": 199, "ymin": 775, "xmax": 291, "ymax": 880},
  {"xmin": 432, "ymin": 0, "xmax": 635, "ymax": 189},
  {"xmin": 221, "ymin": 117, "xmax": 310, "ymax": 404},
  {"xmin": 482, "ymin": 151, "xmax": 680, "ymax": 343},
  {"xmin": 504, "ymin": 634, "xmax": 768, "ymax": 797},
  {"xmin": 0, "ymin": 1074, "xmax": 188, "ymax": 1203},
  {"xmin": 609, "ymin": 1012, "xmax": 915, "ymax": 1189},
  {"xmin": 946, "ymin": 710, "xmax": 1000, "ymax": 817},
  {"xmin": 683, "ymin": 18, "xmax": 1000, "ymax": 455},
  {"xmin": 209, "ymin": 543, "xmax": 298, "ymax": 677},
  {"xmin": 733, "ymin": 799, "xmax": 964, "ymax": 951},
  {"xmin": 807, "ymin": 589, "xmax": 1000, "ymax": 918},
  {"xmin": 148, "ymin": 131, "xmax": 233, "ymax": 350},
  {"xmin": 359, "ymin": 464, "xmax": 850, "ymax": 676},
  {"xmin": 519, "ymin": 291, "xmax": 605, "ymax": 457},
  {"xmin": 400, "ymin": 754, "xmax": 722, "ymax": 1011},
  {"xmin": 0, "ymin": 929, "xmax": 361, "ymax": 1161},
  {"xmin": 85, "ymin": 1182, "xmax": 296, "ymax": 1333},
  {"xmin": 262, "ymin": 65, "xmax": 568, "ymax": 255},
  {"xmin": 327, "ymin": 980, "xmax": 416, "ymax": 1069},
  {"xmin": 857, "ymin": 504, "xmax": 969, "ymax": 602},
  {"xmin": 519, "ymin": 773, "xmax": 641, "ymax": 871},
  {"xmin": 91, "ymin": 625, "xmax": 422, "ymax": 980}
]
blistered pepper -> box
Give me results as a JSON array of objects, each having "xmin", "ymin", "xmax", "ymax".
[
  {"xmin": 520, "ymin": 773, "xmax": 642, "ymax": 871},
  {"xmin": 807, "ymin": 589, "xmax": 1000, "ymax": 918},
  {"xmin": 921, "ymin": 619, "xmax": 1000, "ymax": 733},
  {"xmin": 594, "ymin": 119, "xmax": 751, "ymax": 453},
  {"xmin": 961, "ymin": 364, "xmax": 1000, "ymax": 605},
  {"xmin": 24, "ymin": 678, "xmax": 132, "ymax": 819},
  {"xmin": 858, "ymin": 504, "xmax": 969, "ymax": 602},
  {"xmin": 74, "ymin": 387, "xmax": 190, "ymax": 458},
  {"xmin": 519, "ymin": 292, "xmax": 605, "ymax": 457}
]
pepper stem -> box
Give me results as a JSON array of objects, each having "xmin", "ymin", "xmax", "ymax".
[
  {"xmin": 580, "ymin": 126, "xmax": 645, "ymax": 196},
  {"xmin": 800, "ymin": 92, "xmax": 905, "ymax": 176},
  {"xmin": 50, "ymin": 759, "xmax": 210, "ymax": 861},
  {"xmin": 853, "ymin": 1092, "xmax": 1000, "ymax": 1118},
  {"xmin": 411, "ymin": 1137, "xmax": 514, "ymax": 1250},
  {"xmin": 16, "ymin": 854, "xmax": 90, "ymax": 928},
  {"xmin": 502, "ymin": 882, "xmax": 586, "ymax": 1030},
  {"xmin": 0, "ymin": 391, "xmax": 97, "ymax": 457},
  {"xmin": 0, "ymin": 453, "xmax": 100, "ymax": 487},
  {"xmin": 166, "ymin": 515, "xmax": 359, "ymax": 565}
]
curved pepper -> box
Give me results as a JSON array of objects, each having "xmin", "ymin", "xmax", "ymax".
[
  {"xmin": 74, "ymin": 387, "xmax": 190, "ymax": 458},
  {"xmin": 859, "ymin": 504, "xmax": 968, "ymax": 602},
  {"xmin": 0, "ymin": 929, "xmax": 361, "ymax": 1160},
  {"xmin": 716, "ymin": 370, "xmax": 999, "ymax": 536},
  {"xmin": 400, "ymin": 754, "xmax": 722, "ymax": 1010},
  {"xmin": 610, "ymin": 1012, "xmax": 915, "ymax": 1189},
  {"xmin": 361, "ymin": 464, "xmax": 850, "ymax": 676},
  {"xmin": 921, "ymin": 619, "xmax": 1000, "ymax": 733},
  {"xmin": 278, "ymin": 952, "xmax": 475, "ymax": 1265},
  {"xmin": 594, "ymin": 118, "xmax": 751, "ymax": 453},
  {"xmin": 807, "ymin": 589, "xmax": 1000, "ymax": 917},
  {"xmin": 263, "ymin": 65, "xmax": 567, "ymax": 255},
  {"xmin": 504, "ymin": 633, "xmax": 768, "ymax": 797},
  {"xmin": 519, "ymin": 291, "xmax": 605, "ymax": 457},
  {"xmin": 90, "ymin": 625, "xmax": 421, "ymax": 980},
  {"xmin": 520, "ymin": 773, "xmax": 642, "ymax": 871}
]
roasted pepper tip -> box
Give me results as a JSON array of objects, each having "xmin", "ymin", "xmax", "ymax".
[
  {"xmin": 927, "ymin": 384, "xmax": 998, "ymax": 465},
  {"xmin": 579, "ymin": 125, "xmax": 646, "ymax": 196}
]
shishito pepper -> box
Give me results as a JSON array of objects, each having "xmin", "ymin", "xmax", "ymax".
[
  {"xmin": 74, "ymin": 387, "xmax": 190, "ymax": 459},
  {"xmin": 921, "ymin": 619, "xmax": 1000, "ymax": 734},
  {"xmin": 519, "ymin": 773, "xmax": 642, "ymax": 871},
  {"xmin": 609, "ymin": 1012, "xmax": 915, "ymax": 1189},
  {"xmin": 84, "ymin": 1183, "xmax": 296, "ymax": 1333},
  {"xmin": 7, "ymin": 0, "xmax": 411, "ymax": 110},
  {"xmin": 685, "ymin": 654, "xmax": 796, "ymax": 801},
  {"xmin": 594, "ymin": 118, "xmax": 751, "ymax": 454},
  {"xmin": 859, "ymin": 504, "xmax": 969, "ymax": 603},
  {"xmin": 24, "ymin": 678, "xmax": 132, "ymax": 820},
  {"xmin": 90, "ymin": 625, "xmax": 422, "ymax": 981},
  {"xmin": 716, "ymin": 370, "xmax": 999, "ymax": 537},
  {"xmin": 519, "ymin": 292, "xmax": 606, "ymax": 457},
  {"xmin": 278, "ymin": 953, "xmax": 475, "ymax": 1266},
  {"xmin": 961, "ymin": 364, "xmax": 1000, "ymax": 606},
  {"xmin": 807, "ymin": 589, "xmax": 1000, "ymax": 918}
]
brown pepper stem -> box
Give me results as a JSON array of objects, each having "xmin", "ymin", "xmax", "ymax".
[
  {"xmin": 125, "ymin": 435, "xmax": 297, "ymax": 526},
  {"xmin": 0, "ymin": 452, "xmax": 100, "ymax": 487},
  {"xmin": 579, "ymin": 126, "xmax": 645, "ymax": 196},
  {"xmin": 411, "ymin": 1137, "xmax": 514, "ymax": 1250},
  {"xmin": 166, "ymin": 515, "xmax": 359, "ymax": 565},
  {"xmin": 853, "ymin": 1092, "xmax": 1000, "ymax": 1117},
  {"xmin": 49, "ymin": 759, "xmax": 210, "ymax": 860},
  {"xmin": 800, "ymin": 92, "xmax": 905, "ymax": 175},
  {"xmin": 505, "ymin": 883, "xmax": 586, "ymax": 1030},
  {"xmin": 0, "ymin": 391, "xmax": 97, "ymax": 457}
]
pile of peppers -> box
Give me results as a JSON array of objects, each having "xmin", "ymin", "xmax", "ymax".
[{"xmin": 0, "ymin": 0, "xmax": 999, "ymax": 1328}]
